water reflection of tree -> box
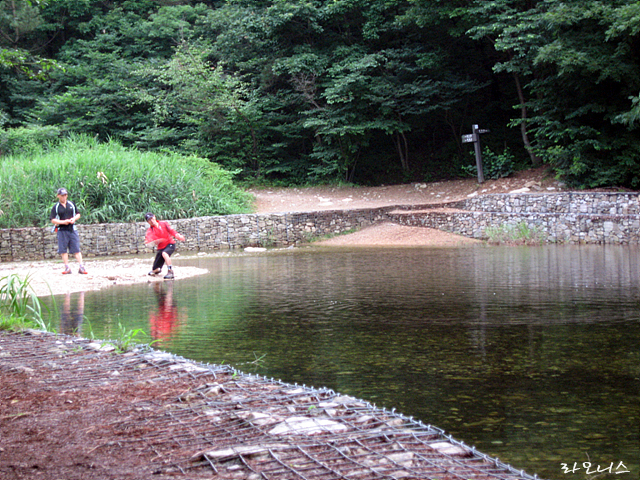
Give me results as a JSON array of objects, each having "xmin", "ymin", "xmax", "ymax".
[{"xmin": 149, "ymin": 282, "xmax": 186, "ymax": 345}]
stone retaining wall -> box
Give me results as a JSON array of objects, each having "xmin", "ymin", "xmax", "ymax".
[
  {"xmin": 390, "ymin": 210, "xmax": 640, "ymax": 244},
  {"xmin": 389, "ymin": 192, "xmax": 640, "ymax": 244},
  {"xmin": 0, "ymin": 208, "xmax": 389, "ymax": 262},
  {"xmin": 455, "ymin": 192, "xmax": 640, "ymax": 215},
  {"xmin": 3, "ymin": 192, "xmax": 640, "ymax": 262}
]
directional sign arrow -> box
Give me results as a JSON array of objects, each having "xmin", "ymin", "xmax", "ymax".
[{"xmin": 461, "ymin": 134, "xmax": 474, "ymax": 143}]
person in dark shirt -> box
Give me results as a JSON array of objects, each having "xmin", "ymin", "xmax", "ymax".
[{"xmin": 50, "ymin": 187, "xmax": 87, "ymax": 274}]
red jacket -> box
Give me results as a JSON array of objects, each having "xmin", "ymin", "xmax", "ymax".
[{"xmin": 145, "ymin": 221, "xmax": 179, "ymax": 250}]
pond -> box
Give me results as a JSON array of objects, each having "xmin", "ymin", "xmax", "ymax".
[{"xmin": 45, "ymin": 245, "xmax": 639, "ymax": 480}]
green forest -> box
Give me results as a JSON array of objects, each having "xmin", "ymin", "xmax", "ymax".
[{"xmin": 1, "ymin": 0, "xmax": 639, "ymax": 188}]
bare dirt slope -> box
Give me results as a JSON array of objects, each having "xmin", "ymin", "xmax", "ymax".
[
  {"xmin": 247, "ymin": 167, "xmax": 560, "ymax": 213},
  {"xmin": 249, "ymin": 166, "xmax": 563, "ymax": 248}
]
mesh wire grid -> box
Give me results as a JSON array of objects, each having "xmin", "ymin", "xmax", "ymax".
[{"xmin": 0, "ymin": 331, "xmax": 543, "ymax": 480}]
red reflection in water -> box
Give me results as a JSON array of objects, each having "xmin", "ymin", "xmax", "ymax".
[{"xmin": 149, "ymin": 282, "xmax": 186, "ymax": 345}]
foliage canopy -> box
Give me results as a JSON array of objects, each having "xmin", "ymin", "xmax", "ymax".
[{"xmin": 0, "ymin": 0, "xmax": 638, "ymax": 189}]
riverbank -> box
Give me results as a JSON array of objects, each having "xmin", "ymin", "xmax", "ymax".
[
  {"xmin": 4, "ymin": 173, "xmax": 626, "ymax": 480},
  {"xmin": 0, "ymin": 222, "xmax": 480, "ymax": 298},
  {"xmin": 0, "ymin": 255, "xmax": 209, "ymax": 297}
]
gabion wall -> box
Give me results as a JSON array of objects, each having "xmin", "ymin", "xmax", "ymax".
[
  {"xmin": 0, "ymin": 208, "xmax": 389, "ymax": 262},
  {"xmin": 391, "ymin": 192, "xmax": 640, "ymax": 244},
  {"xmin": 3, "ymin": 192, "xmax": 640, "ymax": 262}
]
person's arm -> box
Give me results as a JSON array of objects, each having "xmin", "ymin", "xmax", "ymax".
[
  {"xmin": 50, "ymin": 205, "xmax": 61, "ymax": 225},
  {"xmin": 68, "ymin": 203, "xmax": 81, "ymax": 224},
  {"xmin": 67, "ymin": 212, "xmax": 80, "ymax": 224},
  {"xmin": 50, "ymin": 205, "xmax": 80, "ymax": 226},
  {"xmin": 50, "ymin": 215, "xmax": 69, "ymax": 226},
  {"xmin": 145, "ymin": 228, "xmax": 160, "ymax": 247},
  {"xmin": 165, "ymin": 222, "xmax": 185, "ymax": 242},
  {"xmin": 55, "ymin": 213, "xmax": 80, "ymax": 226}
]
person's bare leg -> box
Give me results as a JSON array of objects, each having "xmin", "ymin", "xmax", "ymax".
[
  {"xmin": 63, "ymin": 293, "xmax": 70, "ymax": 312},
  {"xmin": 75, "ymin": 252, "xmax": 87, "ymax": 273},
  {"xmin": 61, "ymin": 253, "xmax": 70, "ymax": 272},
  {"xmin": 162, "ymin": 252, "xmax": 174, "ymax": 279}
]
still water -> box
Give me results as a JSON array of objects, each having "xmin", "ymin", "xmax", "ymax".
[{"xmin": 47, "ymin": 245, "xmax": 639, "ymax": 480}]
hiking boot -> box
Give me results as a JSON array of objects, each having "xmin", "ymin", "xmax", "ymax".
[
  {"xmin": 78, "ymin": 266, "xmax": 88, "ymax": 274},
  {"xmin": 62, "ymin": 266, "xmax": 72, "ymax": 275},
  {"xmin": 148, "ymin": 269, "xmax": 161, "ymax": 276},
  {"xmin": 164, "ymin": 270, "xmax": 174, "ymax": 280}
]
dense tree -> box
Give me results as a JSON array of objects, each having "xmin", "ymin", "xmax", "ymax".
[
  {"xmin": 200, "ymin": 0, "xmax": 490, "ymax": 182},
  {"xmin": 466, "ymin": 0, "xmax": 640, "ymax": 187},
  {"xmin": 464, "ymin": 0, "xmax": 544, "ymax": 167},
  {"xmin": 0, "ymin": 0, "xmax": 61, "ymax": 126},
  {"xmin": 1, "ymin": 0, "xmax": 639, "ymax": 187}
]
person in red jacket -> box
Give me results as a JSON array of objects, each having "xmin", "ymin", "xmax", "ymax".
[{"xmin": 144, "ymin": 213, "xmax": 185, "ymax": 280}]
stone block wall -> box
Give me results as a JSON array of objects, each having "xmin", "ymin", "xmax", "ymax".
[
  {"xmin": 3, "ymin": 192, "xmax": 640, "ymax": 262},
  {"xmin": 389, "ymin": 192, "xmax": 640, "ymax": 245},
  {"xmin": 0, "ymin": 208, "xmax": 389, "ymax": 262},
  {"xmin": 390, "ymin": 210, "xmax": 640, "ymax": 245},
  {"xmin": 455, "ymin": 192, "xmax": 640, "ymax": 215}
]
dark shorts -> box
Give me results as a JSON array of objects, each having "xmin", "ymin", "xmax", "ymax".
[
  {"xmin": 152, "ymin": 243, "xmax": 176, "ymax": 271},
  {"xmin": 57, "ymin": 229, "xmax": 81, "ymax": 255}
]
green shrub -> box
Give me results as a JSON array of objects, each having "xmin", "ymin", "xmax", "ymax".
[
  {"xmin": 485, "ymin": 222, "xmax": 547, "ymax": 246},
  {"xmin": 0, "ymin": 125, "xmax": 62, "ymax": 157},
  {"xmin": 463, "ymin": 146, "xmax": 515, "ymax": 180},
  {"xmin": 0, "ymin": 134, "xmax": 252, "ymax": 228},
  {"xmin": 0, "ymin": 274, "xmax": 49, "ymax": 331}
]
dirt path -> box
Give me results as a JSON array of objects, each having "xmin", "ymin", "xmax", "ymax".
[
  {"xmin": 249, "ymin": 167, "xmax": 559, "ymax": 249},
  {"xmin": 247, "ymin": 167, "xmax": 559, "ymax": 213}
]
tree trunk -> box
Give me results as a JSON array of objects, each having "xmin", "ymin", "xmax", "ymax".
[
  {"xmin": 395, "ymin": 133, "xmax": 410, "ymax": 172},
  {"xmin": 233, "ymin": 106, "xmax": 259, "ymax": 173},
  {"xmin": 395, "ymin": 114, "xmax": 410, "ymax": 172},
  {"xmin": 513, "ymin": 72, "xmax": 542, "ymax": 167}
]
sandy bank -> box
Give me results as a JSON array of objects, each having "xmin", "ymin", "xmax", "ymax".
[{"xmin": 0, "ymin": 256, "xmax": 209, "ymax": 298}]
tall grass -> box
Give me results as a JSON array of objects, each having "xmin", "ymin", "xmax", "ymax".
[
  {"xmin": 485, "ymin": 221, "xmax": 547, "ymax": 245},
  {"xmin": 0, "ymin": 134, "xmax": 253, "ymax": 228},
  {"xmin": 0, "ymin": 274, "xmax": 50, "ymax": 331}
]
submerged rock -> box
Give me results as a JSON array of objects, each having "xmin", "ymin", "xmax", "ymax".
[{"xmin": 268, "ymin": 416, "xmax": 348, "ymax": 435}]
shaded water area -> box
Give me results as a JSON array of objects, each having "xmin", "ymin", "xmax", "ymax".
[{"xmin": 46, "ymin": 245, "xmax": 639, "ymax": 480}]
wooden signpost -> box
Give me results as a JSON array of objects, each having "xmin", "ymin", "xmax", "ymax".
[{"xmin": 462, "ymin": 124, "xmax": 490, "ymax": 184}]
